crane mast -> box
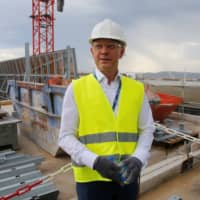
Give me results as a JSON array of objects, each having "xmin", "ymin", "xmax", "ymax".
[{"xmin": 31, "ymin": 0, "xmax": 64, "ymax": 55}]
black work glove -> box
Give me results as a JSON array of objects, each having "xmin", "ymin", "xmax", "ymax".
[
  {"xmin": 93, "ymin": 156, "xmax": 121, "ymax": 183},
  {"xmin": 120, "ymin": 157, "xmax": 142, "ymax": 184}
]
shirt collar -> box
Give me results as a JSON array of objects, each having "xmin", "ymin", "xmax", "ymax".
[{"xmin": 94, "ymin": 68, "xmax": 121, "ymax": 83}]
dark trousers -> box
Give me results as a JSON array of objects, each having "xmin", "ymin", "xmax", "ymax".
[{"xmin": 76, "ymin": 179, "xmax": 139, "ymax": 200}]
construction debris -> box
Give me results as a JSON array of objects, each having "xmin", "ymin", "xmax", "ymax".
[{"xmin": 154, "ymin": 120, "xmax": 199, "ymax": 144}]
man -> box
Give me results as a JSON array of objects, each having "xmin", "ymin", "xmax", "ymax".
[{"xmin": 58, "ymin": 19, "xmax": 155, "ymax": 200}]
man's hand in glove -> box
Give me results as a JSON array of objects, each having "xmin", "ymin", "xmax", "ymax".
[
  {"xmin": 93, "ymin": 156, "xmax": 121, "ymax": 183},
  {"xmin": 120, "ymin": 157, "xmax": 142, "ymax": 184}
]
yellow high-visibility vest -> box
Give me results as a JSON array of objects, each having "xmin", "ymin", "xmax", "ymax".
[{"xmin": 72, "ymin": 74, "xmax": 144, "ymax": 182}]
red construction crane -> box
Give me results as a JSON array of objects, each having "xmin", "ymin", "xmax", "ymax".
[{"xmin": 31, "ymin": 0, "xmax": 64, "ymax": 55}]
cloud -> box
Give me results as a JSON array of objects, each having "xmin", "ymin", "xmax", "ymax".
[
  {"xmin": 0, "ymin": 48, "xmax": 24, "ymax": 61},
  {"xmin": 62, "ymin": 0, "xmax": 106, "ymax": 15},
  {"xmin": 0, "ymin": 0, "xmax": 200, "ymax": 72},
  {"xmin": 121, "ymin": 42, "xmax": 200, "ymax": 73},
  {"xmin": 118, "ymin": 6, "xmax": 200, "ymax": 73},
  {"xmin": 0, "ymin": 1, "xmax": 31, "ymax": 48},
  {"xmin": 181, "ymin": 42, "xmax": 200, "ymax": 60}
]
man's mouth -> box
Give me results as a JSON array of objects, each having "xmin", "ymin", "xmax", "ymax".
[{"xmin": 100, "ymin": 58, "xmax": 111, "ymax": 62}]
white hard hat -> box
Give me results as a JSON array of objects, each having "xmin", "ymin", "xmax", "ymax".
[{"xmin": 89, "ymin": 19, "xmax": 126, "ymax": 46}]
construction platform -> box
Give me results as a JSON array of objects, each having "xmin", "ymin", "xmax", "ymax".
[
  {"xmin": 1, "ymin": 103, "xmax": 200, "ymax": 200},
  {"xmin": 15, "ymin": 123, "xmax": 200, "ymax": 200}
]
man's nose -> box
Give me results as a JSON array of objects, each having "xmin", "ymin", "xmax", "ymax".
[{"xmin": 100, "ymin": 46, "xmax": 109, "ymax": 53}]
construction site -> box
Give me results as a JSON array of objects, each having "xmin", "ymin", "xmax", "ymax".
[{"xmin": 1, "ymin": 1, "xmax": 200, "ymax": 200}]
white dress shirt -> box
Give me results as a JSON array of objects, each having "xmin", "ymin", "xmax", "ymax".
[{"xmin": 58, "ymin": 69, "xmax": 155, "ymax": 169}]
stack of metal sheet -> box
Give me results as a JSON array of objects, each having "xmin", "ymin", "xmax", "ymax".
[
  {"xmin": 0, "ymin": 149, "xmax": 59, "ymax": 200},
  {"xmin": 0, "ymin": 112, "xmax": 21, "ymax": 150}
]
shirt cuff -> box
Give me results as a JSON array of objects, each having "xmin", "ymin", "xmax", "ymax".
[
  {"xmin": 80, "ymin": 150, "xmax": 98, "ymax": 169},
  {"xmin": 132, "ymin": 149, "xmax": 151, "ymax": 167}
]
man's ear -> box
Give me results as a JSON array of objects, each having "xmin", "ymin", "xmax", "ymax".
[
  {"xmin": 119, "ymin": 47, "xmax": 125, "ymax": 58},
  {"xmin": 90, "ymin": 47, "xmax": 94, "ymax": 55}
]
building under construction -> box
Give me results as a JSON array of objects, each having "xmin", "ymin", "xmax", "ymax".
[{"xmin": 0, "ymin": 43, "xmax": 200, "ymax": 199}]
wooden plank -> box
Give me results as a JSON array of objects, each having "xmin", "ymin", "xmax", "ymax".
[
  {"xmin": 164, "ymin": 131, "xmax": 198, "ymax": 144},
  {"xmin": 140, "ymin": 155, "xmax": 184, "ymax": 194},
  {"xmin": 0, "ymin": 100, "xmax": 12, "ymax": 106},
  {"xmin": 170, "ymin": 112, "xmax": 200, "ymax": 125}
]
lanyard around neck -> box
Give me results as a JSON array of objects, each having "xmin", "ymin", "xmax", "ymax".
[{"xmin": 93, "ymin": 73, "xmax": 121, "ymax": 111}]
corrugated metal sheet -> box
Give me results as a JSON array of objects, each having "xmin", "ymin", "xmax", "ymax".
[{"xmin": 0, "ymin": 149, "xmax": 59, "ymax": 200}]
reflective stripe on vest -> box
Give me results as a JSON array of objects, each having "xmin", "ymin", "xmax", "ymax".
[
  {"xmin": 79, "ymin": 132, "xmax": 138, "ymax": 144},
  {"xmin": 72, "ymin": 74, "xmax": 144, "ymax": 182}
]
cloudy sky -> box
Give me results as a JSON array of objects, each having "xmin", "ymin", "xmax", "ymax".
[{"xmin": 0, "ymin": 0, "xmax": 200, "ymax": 73}]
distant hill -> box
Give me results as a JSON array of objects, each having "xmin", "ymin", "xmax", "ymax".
[{"xmin": 136, "ymin": 71, "xmax": 200, "ymax": 80}]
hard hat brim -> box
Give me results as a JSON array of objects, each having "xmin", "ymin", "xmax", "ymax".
[{"xmin": 89, "ymin": 38, "xmax": 126, "ymax": 47}]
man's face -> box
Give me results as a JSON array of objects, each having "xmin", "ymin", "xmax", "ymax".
[{"xmin": 90, "ymin": 39, "xmax": 125, "ymax": 73}]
